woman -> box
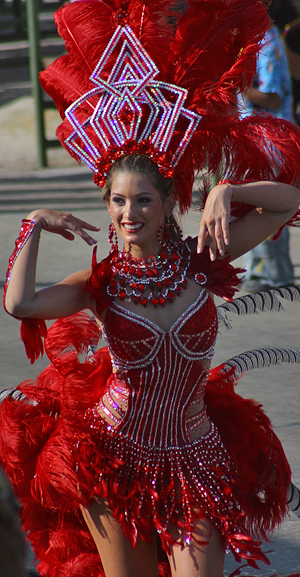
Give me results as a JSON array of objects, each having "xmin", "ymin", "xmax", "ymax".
[
  {"xmin": 2, "ymin": 0, "xmax": 300, "ymax": 575},
  {"xmin": 2, "ymin": 152, "xmax": 300, "ymax": 577}
]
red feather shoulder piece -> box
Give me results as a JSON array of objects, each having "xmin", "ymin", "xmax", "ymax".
[
  {"xmin": 87, "ymin": 245, "xmax": 243, "ymax": 311},
  {"xmin": 189, "ymin": 248, "xmax": 244, "ymax": 302},
  {"xmin": 86, "ymin": 247, "xmax": 115, "ymax": 315}
]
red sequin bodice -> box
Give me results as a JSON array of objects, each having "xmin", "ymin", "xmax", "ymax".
[
  {"xmin": 102, "ymin": 288, "xmax": 217, "ymax": 447},
  {"xmin": 79, "ymin": 244, "xmax": 269, "ymax": 560},
  {"xmin": 1, "ymin": 245, "xmax": 287, "ymax": 568}
]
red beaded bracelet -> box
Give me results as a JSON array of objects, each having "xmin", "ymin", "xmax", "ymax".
[{"xmin": 3, "ymin": 219, "xmax": 37, "ymax": 313}]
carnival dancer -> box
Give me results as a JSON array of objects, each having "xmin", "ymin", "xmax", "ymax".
[{"xmin": 2, "ymin": 1, "xmax": 300, "ymax": 576}]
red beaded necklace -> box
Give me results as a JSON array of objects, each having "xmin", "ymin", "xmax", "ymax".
[{"xmin": 107, "ymin": 239, "xmax": 191, "ymax": 307}]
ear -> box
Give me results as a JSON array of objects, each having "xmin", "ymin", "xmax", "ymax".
[{"xmin": 164, "ymin": 193, "xmax": 176, "ymax": 217}]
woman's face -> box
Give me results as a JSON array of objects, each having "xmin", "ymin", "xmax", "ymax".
[{"xmin": 107, "ymin": 171, "xmax": 174, "ymax": 257}]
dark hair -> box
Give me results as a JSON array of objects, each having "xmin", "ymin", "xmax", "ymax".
[
  {"xmin": 103, "ymin": 154, "xmax": 181, "ymax": 241},
  {"xmin": 102, "ymin": 154, "xmax": 175, "ymax": 201}
]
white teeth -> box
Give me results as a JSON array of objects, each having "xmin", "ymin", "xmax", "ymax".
[{"xmin": 123, "ymin": 223, "xmax": 142, "ymax": 230}]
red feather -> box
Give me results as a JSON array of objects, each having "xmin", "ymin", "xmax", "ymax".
[
  {"xmin": 39, "ymin": 0, "xmax": 300, "ymax": 217},
  {"xmin": 189, "ymin": 247, "xmax": 243, "ymax": 301},
  {"xmin": 172, "ymin": 0, "xmax": 269, "ymax": 108},
  {"xmin": 20, "ymin": 318, "xmax": 48, "ymax": 363},
  {"xmin": 193, "ymin": 112, "xmax": 300, "ymax": 185},
  {"xmin": 40, "ymin": 0, "xmax": 175, "ymax": 119}
]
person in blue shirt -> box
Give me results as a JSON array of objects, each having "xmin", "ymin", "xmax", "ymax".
[
  {"xmin": 240, "ymin": 9, "xmax": 296, "ymax": 291},
  {"xmin": 273, "ymin": 0, "xmax": 300, "ymax": 127}
]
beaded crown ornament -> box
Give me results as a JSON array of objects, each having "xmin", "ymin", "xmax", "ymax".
[
  {"xmin": 63, "ymin": 23, "xmax": 201, "ymax": 187},
  {"xmin": 40, "ymin": 0, "xmax": 300, "ymax": 214}
]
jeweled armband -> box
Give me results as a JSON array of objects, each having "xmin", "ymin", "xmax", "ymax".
[
  {"xmin": 3, "ymin": 219, "xmax": 47, "ymax": 364},
  {"xmin": 3, "ymin": 219, "xmax": 37, "ymax": 313}
]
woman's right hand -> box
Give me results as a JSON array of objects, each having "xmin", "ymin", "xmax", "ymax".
[
  {"xmin": 197, "ymin": 183, "xmax": 232, "ymax": 260},
  {"xmin": 27, "ymin": 209, "xmax": 100, "ymax": 246}
]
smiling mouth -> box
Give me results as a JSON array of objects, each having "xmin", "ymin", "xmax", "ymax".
[{"xmin": 122, "ymin": 222, "xmax": 144, "ymax": 233}]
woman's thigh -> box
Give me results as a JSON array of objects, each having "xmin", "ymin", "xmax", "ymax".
[
  {"xmin": 81, "ymin": 498, "xmax": 159, "ymax": 577},
  {"xmin": 168, "ymin": 518, "xmax": 225, "ymax": 577}
]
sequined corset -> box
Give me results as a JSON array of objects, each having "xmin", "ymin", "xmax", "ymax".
[{"xmin": 101, "ymin": 288, "xmax": 218, "ymax": 448}]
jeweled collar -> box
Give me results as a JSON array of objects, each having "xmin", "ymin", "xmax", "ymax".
[{"xmin": 107, "ymin": 239, "xmax": 190, "ymax": 307}]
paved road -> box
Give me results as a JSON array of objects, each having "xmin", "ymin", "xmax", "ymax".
[
  {"xmin": 0, "ymin": 14, "xmax": 300, "ymax": 577},
  {"xmin": 0, "ymin": 177, "xmax": 300, "ymax": 575}
]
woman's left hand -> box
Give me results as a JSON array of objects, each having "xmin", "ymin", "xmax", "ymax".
[{"xmin": 197, "ymin": 183, "xmax": 232, "ymax": 260}]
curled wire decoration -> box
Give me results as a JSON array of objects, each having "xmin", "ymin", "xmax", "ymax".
[
  {"xmin": 220, "ymin": 347, "xmax": 300, "ymax": 378},
  {"xmin": 0, "ymin": 389, "xmax": 28, "ymax": 403},
  {"xmin": 217, "ymin": 285, "xmax": 300, "ymax": 319}
]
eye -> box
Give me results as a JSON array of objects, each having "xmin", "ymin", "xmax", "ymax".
[
  {"xmin": 138, "ymin": 197, "xmax": 151, "ymax": 204},
  {"xmin": 111, "ymin": 195, "xmax": 125, "ymax": 205}
]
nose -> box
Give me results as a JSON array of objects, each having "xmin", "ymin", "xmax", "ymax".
[{"xmin": 123, "ymin": 200, "xmax": 136, "ymax": 219}]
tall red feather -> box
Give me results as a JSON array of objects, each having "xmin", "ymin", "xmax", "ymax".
[
  {"xmin": 39, "ymin": 0, "xmax": 300, "ymax": 215},
  {"xmin": 40, "ymin": 0, "xmax": 175, "ymax": 118},
  {"xmin": 172, "ymin": 0, "xmax": 269, "ymax": 106}
]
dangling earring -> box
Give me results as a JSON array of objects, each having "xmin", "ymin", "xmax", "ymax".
[
  {"xmin": 160, "ymin": 215, "xmax": 183, "ymax": 244},
  {"xmin": 108, "ymin": 221, "xmax": 119, "ymax": 252},
  {"xmin": 163, "ymin": 217, "xmax": 171, "ymax": 242},
  {"xmin": 167, "ymin": 215, "xmax": 183, "ymax": 243},
  {"xmin": 157, "ymin": 219, "xmax": 167, "ymax": 247}
]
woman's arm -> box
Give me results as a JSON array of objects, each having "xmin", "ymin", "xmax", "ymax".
[
  {"xmin": 5, "ymin": 209, "xmax": 100, "ymax": 319},
  {"xmin": 197, "ymin": 181, "xmax": 300, "ymax": 261}
]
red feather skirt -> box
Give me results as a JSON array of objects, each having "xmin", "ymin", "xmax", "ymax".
[{"xmin": 0, "ymin": 313, "xmax": 292, "ymax": 577}]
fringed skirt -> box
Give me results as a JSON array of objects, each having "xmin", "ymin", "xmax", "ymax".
[{"xmin": 0, "ymin": 313, "xmax": 291, "ymax": 577}]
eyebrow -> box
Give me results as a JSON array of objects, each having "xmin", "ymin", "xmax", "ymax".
[{"xmin": 111, "ymin": 191, "xmax": 155, "ymax": 196}]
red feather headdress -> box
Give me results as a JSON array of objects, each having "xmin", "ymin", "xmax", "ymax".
[{"xmin": 40, "ymin": 0, "xmax": 300, "ymax": 214}]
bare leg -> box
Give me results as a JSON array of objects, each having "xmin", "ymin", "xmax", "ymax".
[
  {"xmin": 168, "ymin": 518, "xmax": 225, "ymax": 577},
  {"xmin": 81, "ymin": 499, "xmax": 159, "ymax": 577}
]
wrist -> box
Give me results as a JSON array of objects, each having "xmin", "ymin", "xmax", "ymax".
[
  {"xmin": 4, "ymin": 219, "xmax": 40, "ymax": 315},
  {"xmin": 217, "ymin": 180, "xmax": 235, "ymax": 201},
  {"xmin": 25, "ymin": 212, "xmax": 43, "ymax": 231}
]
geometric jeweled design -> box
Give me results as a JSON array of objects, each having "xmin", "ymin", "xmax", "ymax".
[{"xmin": 64, "ymin": 25, "xmax": 201, "ymax": 185}]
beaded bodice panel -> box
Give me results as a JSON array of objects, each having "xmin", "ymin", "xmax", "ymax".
[
  {"xmin": 103, "ymin": 288, "xmax": 217, "ymax": 368},
  {"xmin": 101, "ymin": 288, "xmax": 218, "ymax": 447}
]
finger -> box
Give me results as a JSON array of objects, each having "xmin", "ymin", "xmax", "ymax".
[
  {"xmin": 207, "ymin": 233, "xmax": 217, "ymax": 261},
  {"xmin": 221, "ymin": 215, "xmax": 230, "ymax": 247},
  {"xmin": 68, "ymin": 220, "xmax": 98, "ymax": 245},
  {"xmin": 74, "ymin": 218, "xmax": 101, "ymax": 232},
  {"xmin": 81, "ymin": 231, "xmax": 98, "ymax": 245},
  {"xmin": 209, "ymin": 242, "xmax": 217, "ymax": 261},
  {"xmin": 59, "ymin": 228, "xmax": 97, "ymax": 245},
  {"xmin": 57, "ymin": 230, "xmax": 75, "ymax": 241},
  {"xmin": 46, "ymin": 228, "xmax": 75, "ymax": 241},
  {"xmin": 214, "ymin": 221, "xmax": 225, "ymax": 256},
  {"xmin": 197, "ymin": 229, "xmax": 207, "ymax": 253}
]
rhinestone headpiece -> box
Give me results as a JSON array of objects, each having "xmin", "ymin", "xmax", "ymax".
[
  {"xmin": 64, "ymin": 25, "xmax": 201, "ymax": 187},
  {"xmin": 41, "ymin": 0, "xmax": 300, "ymax": 215}
]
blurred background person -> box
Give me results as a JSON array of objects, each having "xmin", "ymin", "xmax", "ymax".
[
  {"xmin": 240, "ymin": 0, "xmax": 297, "ymax": 292},
  {"xmin": 275, "ymin": 0, "xmax": 300, "ymax": 126}
]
